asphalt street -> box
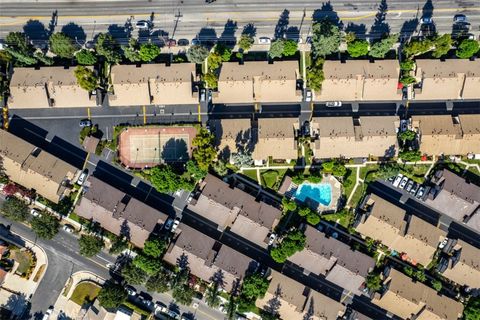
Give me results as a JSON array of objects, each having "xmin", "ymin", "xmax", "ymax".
[{"xmin": 1, "ymin": 0, "xmax": 479, "ymax": 46}]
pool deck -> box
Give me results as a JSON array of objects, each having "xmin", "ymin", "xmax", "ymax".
[{"xmin": 283, "ymin": 174, "xmax": 342, "ymax": 213}]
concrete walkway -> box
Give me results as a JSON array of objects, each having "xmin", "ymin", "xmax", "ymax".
[{"xmin": 346, "ymin": 167, "xmax": 361, "ymax": 207}]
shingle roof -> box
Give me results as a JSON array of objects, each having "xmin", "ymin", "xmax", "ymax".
[
  {"xmin": 214, "ymin": 61, "xmax": 301, "ymax": 104},
  {"xmin": 252, "ymin": 117, "xmax": 298, "ymax": 161},
  {"xmin": 441, "ymin": 169, "xmax": 480, "ymax": 204},
  {"xmin": 212, "ymin": 118, "xmax": 255, "ymax": 155}
]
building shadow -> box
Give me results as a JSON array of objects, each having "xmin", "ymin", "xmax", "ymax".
[
  {"xmin": 370, "ymin": 0, "xmax": 390, "ymax": 39},
  {"xmin": 274, "ymin": 9, "xmax": 290, "ymax": 40},
  {"xmin": 8, "ymin": 115, "xmax": 50, "ymax": 150}
]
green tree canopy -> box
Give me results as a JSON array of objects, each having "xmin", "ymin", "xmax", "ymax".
[
  {"xmin": 347, "ymin": 39, "xmax": 369, "ymax": 57},
  {"xmin": 192, "ymin": 128, "xmax": 217, "ymax": 171},
  {"xmin": 5, "ymin": 32, "xmax": 36, "ymax": 65},
  {"xmin": 403, "ymin": 39, "xmax": 434, "ymax": 57},
  {"xmin": 78, "ymin": 234, "xmax": 104, "ymax": 257},
  {"xmin": 298, "ymin": 206, "xmax": 312, "ymax": 217},
  {"xmin": 186, "ymin": 45, "xmax": 210, "ymax": 64},
  {"xmin": 95, "ymin": 33, "xmax": 121, "ymax": 63},
  {"xmin": 365, "ymin": 273, "xmax": 382, "ymax": 291},
  {"xmin": 203, "ymin": 72, "xmax": 218, "ymax": 89},
  {"xmin": 464, "ymin": 297, "xmax": 480, "ymax": 320},
  {"xmin": 186, "ymin": 160, "xmax": 207, "ymax": 181},
  {"xmin": 74, "ymin": 66, "xmax": 98, "ymax": 91},
  {"xmin": 238, "ymin": 34, "xmax": 254, "ymax": 52},
  {"xmin": 98, "ymin": 282, "xmax": 127, "ymax": 309},
  {"xmin": 1, "ymin": 197, "xmax": 29, "ymax": 222},
  {"xmin": 306, "ymin": 58, "xmax": 325, "ymax": 92},
  {"xmin": 31, "ymin": 213, "xmax": 60, "ymax": 239},
  {"xmin": 432, "ymin": 34, "xmax": 452, "ymax": 58},
  {"xmin": 122, "ymin": 38, "xmax": 141, "ymax": 62},
  {"xmin": 311, "ymin": 19, "xmax": 341, "ymax": 58},
  {"xmin": 207, "ymin": 52, "xmax": 223, "ymax": 71},
  {"xmin": 456, "ymin": 39, "xmax": 480, "ymax": 59},
  {"xmin": 282, "ymin": 39, "xmax": 298, "ymax": 56},
  {"xmin": 369, "ymin": 34, "xmax": 398, "ymax": 58},
  {"xmin": 122, "ymin": 262, "xmax": 148, "ymax": 285},
  {"xmin": 282, "ymin": 197, "xmax": 297, "ymax": 212},
  {"xmin": 148, "ymin": 165, "xmax": 193, "ymax": 193},
  {"xmin": 133, "ymin": 254, "xmax": 162, "ymax": 275},
  {"xmin": 49, "ymin": 32, "xmax": 79, "ymax": 58},
  {"xmin": 214, "ymin": 44, "xmax": 232, "ymax": 62},
  {"xmin": 241, "ymin": 273, "xmax": 269, "ymax": 300},
  {"xmin": 75, "ymin": 49, "xmax": 97, "ymax": 65},
  {"xmin": 270, "ymin": 229, "xmax": 306, "ymax": 263},
  {"xmin": 139, "ymin": 42, "xmax": 161, "ymax": 62},
  {"xmin": 400, "ymin": 75, "xmax": 417, "ymax": 86},
  {"xmin": 172, "ymin": 284, "xmax": 195, "ymax": 305},
  {"xmin": 146, "ymin": 269, "xmax": 170, "ymax": 293},
  {"xmin": 431, "ymin": 279, "xmax": 442, "ymax": 292},
  {"xmin": 143, "ymin": 238, "xmax": 167, "ymax": 257},
  {"xmin": 400, "ymin": 60, "xmax": 415, "ymax": 71},
  {"xmin": 306, "ymin": 212, "xmax": 321, "ymax": 225},
  {"xmin": 399, "ymin": 130, "xmax": 416, "ymax": 141},
  {"xmin": 399, "ymin": 150, "xmax": 422, "ymax": 162},
  {"xmin": 268, "ymin": 40, "xmax": 284, "ymax": 59}
]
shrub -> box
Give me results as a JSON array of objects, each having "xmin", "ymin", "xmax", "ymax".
[
  {"xmin": 347, "ymin": 39, "xmax": 369, "ymax": 57},
  {"xmin": 456, "ymin": 39, "xmax": 480, "ymax": 59},
  {"xmin": 75, "ymin": 49, "xmax": 97, "ymax": 65},
  {"xmin": 186, "ymin": 45, "xmax": 210, "ymax": 64}
]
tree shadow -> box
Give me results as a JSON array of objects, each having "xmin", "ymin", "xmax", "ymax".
[
  {"xmin": 61, "ymin": 22, "xmax": 87, "ymax": 43},
  {"xmin": 23, "ymin": 20, "xmax": 48, "ymax": 43},
  {"xmin": 286, "ymin": 26, "xmax": 300, "ymax": 42},
  {"xmin": 384, "ymin": 145, "xmax": 396, "ymax": 158},
  {"xmin": 219, "ymin": 146, "xmax": 231, "ymax": 162},
  {"xmin": 235, "ymin": 129, "xmax": 254, "ymax": 154},
  {"xmin": 120, "ymin": 219, "xmax": 131, "ymax": 241},
  {"xmin": 264, "ymin": 284, "xmax": 282, "ymax": 315},
  {"xmin": 345, "ymin": 23, "xmax": 367, "ymax": 39},
  {"xmin": 242, "ymin": 23, "xmax": 257, "ymax": 37},
  {"xmin": 218, "ymin": 19, "xmax": 238, "ymax": 47},
  {"xmin": 312, "ymin": 2, "xmax": 341, "ymax": 26},
  {"xmin": 421, "ymin": 0, "xmax": 434, "ymax": 21},
  {"xmin": 107, "ymin": 23, "xmax": 132, "ymax": 46},
  {"xmin": 303, "ymin": 297, "xmax": 315, "ymax": 320},
  {"xmin": 177, "ymin": 253, "xmax": 189, "ymax": 270},
  {"xmin": 47, "ymin": 10, "xmax": 58, "ymax": 37},
  {"xmin": 168, "ymin": 301, "xmax": 180, "ymax": 315},
  {"xmin": 399, "ymin": 18, "xmax": 419, "ymax": 43},
  {"xmin": 1, "ymin": 292, "xmax": 31, "ymax": 319},
  {"xmin": 370, "ymin": 0, "xmax": 390, "ymax": 39},
  {"xmin": 274, "ymin": 9, "xmax": 290, "ymax": 40},
  {"xmin": 161, "ymin": 138, "xmax": 189, "ymax": 163},
  {"xmin": 420, "ymin": 0, "xmax": 436, "ymax": 35},
  {"xmin": 211, "ymin": 269, "xmax": 226, "ymax": 290},
  {"xmin": 197, "ymin": 27, "xmax": 217, "ymax": 48}
]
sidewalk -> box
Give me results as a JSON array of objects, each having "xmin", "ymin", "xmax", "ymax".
[{"xmin": 53, "ymin": 270, "xmax": 105, "ymax": 318}]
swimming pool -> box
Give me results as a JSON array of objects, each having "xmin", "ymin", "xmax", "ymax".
[{"xmin": 294, "ymin": 182, "xmax": 332, "ymax": 207}]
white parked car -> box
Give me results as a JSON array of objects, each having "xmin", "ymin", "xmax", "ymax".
[
  {"xmin": 63, "ymin": 225, "xmax": 74, "ymax": 233},
  {"xmin": 77, "ymin": 169, "xmax": 88, "ymax": 186},
  {"xmin": 135, "ymin": 20, "xmax": 150, "ymax": 29},
  {"xmin": 393, "ymin": 174, "xmax": 404, "ymax": 188},
  {"xmin": 399, "ymin": 176, "xmax": 409, "ymax": 189},
  {"xmin": 259, "ymin": 37, "xmax": 271, "ymax": 44},
  {"xmin": 268, "ymin": 233, "xmax": 276, "ymax": 246},
  {"xmin": 326, "ymin": 101, "xmax": 342, "ymax": 107},
  {"xmin": 30, "ymin": 209, "xmax": 41, "ymax": 217},
  {"xmin": 171, "ymin": 218, "xmax": 181, "ymax": 233},
  {"xmin": 439, "ymin": 238, "xmax": 449, "ymax": 249},
  {"xmin": 305, "ymin": 90, "xmax": 312, "ymax": 102}
]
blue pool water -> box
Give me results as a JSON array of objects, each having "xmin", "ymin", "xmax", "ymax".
[{"xmin": 295, "ymin": 182, "xmax": 332, "ymax": 206}]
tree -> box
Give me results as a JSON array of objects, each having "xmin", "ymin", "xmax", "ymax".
[
  {"xmin": 238, "ymin": 34, "xmax": 254, "ymax": 52},
  {"xmin": 192, "ymin": 128, "xmax": 217, "ymax": 171},
  {"xmin": 231, "ymin": 152, "xmax": 253, "ymax": 168},
  {"xmin": 399, "ymin": 130, "xmax": 416, "ymax": 141},
  {"xmin": 311, "ymin": 19, "xmax": 341, "ymax": 58},
  {"xmin": 186, "ymin": 160, "xmax": 207, "ymax": 181},
  {"xmin": 75, "ymin": 49, "xmax": 97, "ymax": 65},
  {"xmin": 399, "ymin": 150, "xmax": 422, "ymax": 162},
  {"xmin": 95, "ymin": 33, "xmax": 121, "ymax": 64},
  {"xmin": 122, "ymin": 262, "xmax": 148, "ymax": 285},
  {"xmin": 306, "ymin": 212, "xmax": 321, "ymax": 225},
  {"xmin": 214, "ymin": 44, "xmax": 232, "ymax": 62},
  {"xmin": 332, "ymin": 163, "xmax": 347, "ymax": 177},
  {"xmin": 282, "ymin": 39, "xmax": 298, "ymax": 56},
  {"xmin": 403, "ymin": 39, "xmax": 434, "ymax": 57},
  {"xmin": 400, "ymin": 75, "xmax": 417, "ymax": 86},
  {"xmin": 49, "ymin": 32, "xmax": 78, "ymax": 58},
  {"xmin": 241, "ymin": 273, "xmax": 269, "ymax": 300},
  {"xmin": 268, "ymin": 40, "xmax": 284, "ymax": 59},
  {"xmin": 414, "ymin": 270, "xmax": 426, "ymax": 282},
  {"xmin": 365, "ymin": 273, "xmax": 382, "ymax": 291},
  {"xmin": 282, "ymin": 197, "xmax": 297, "ymax": 212},
  {"xmin": 148, "ymin": 165, "xmax": 192, "ymax": 193},
  {"xmin": 270, "ymin": 229, "xmax": 306, "ymax": 263},
  {"xmin": 74, "ymin": 66, "xmax": 98, "ymax": 91},
  {"xmin": 172, "ymin": 284, "xmax": 194, "ymax": 305},
  {"xmin": 34, "ymin": 52, "xmax": 54, "ymax": 65},
  {"xmin": 133, "ymin": 254, "xmax": 162, "ymax": 275},
  {"xmin": 109, "ymin": 237, "xmax": 128, "ymax": 255},
  {"xmin": 431, "ymin": 279, "xmax": 442, "ymax": 292},
  {"xmin": 205, "ymin": 282, "xmax": 221, "ymax": 308},
  {"xmin": 203, "ymin": 72, "xmax": 218, "ymax": 89},
  {"xmin": 207, "ymin": 52, "xmax": 223, "ymax": 71},
  {"xmin": 347, "ymin": 39, "xmax": 369, "ymax": 57},
  {"xmin": 306, "ymin": 58, "xmax": 325, "ymax": 92},
  {"xmin": 456, "ymin": 39, "xmax": 480, "ymax": 59},
  {"xmin": 146, "ymin": 270, "xmax": 170, "ymax": 293},
  {"xmin": 186, "ymin": 45, "xmax": 209, "ymax": 64},
  {"xmin": 122, "ymin": 38, "xmax": 141, "ymax": 62},
  {"xmin": 6, "ymin": 32, "xmax": 33, "ymax": 56},
  {"xmin": 5, "ymin": 47, "xmax": 37, "ymax": 65},
  {"xmin": 432, "ymin": 34, "xmax": 452, "ymax": 58},
  {"xmin": 403, "ymin": 266, "xmax": 414, "ymax": 276},
  {"xmin": 400, "ymin": 60, "xmax": 415, "ymax": 71},
  {"xmin": 97, "ymin": 282, "xmax": 127, "ymax": 309},
  {"xmin": 139, "ymin": 42, "xmax": 161, "ymax": 62},
  {"xmin": 1, "ymin": 197, "xmax": 28, "ymax": 222},
  {"xmin": 212, "ymin": 160, "xmax": 228, "ymax": 176},
  {"xmin": 463, "ymin": 297, "xmax": 480, "ymax": 320},
  {"xmin": 143, "ymin": 238, "xmax": 166, "ymax": 257},
  {"xmin": 375, "ymin": 164, "xmax": 400, "ymax": 180},
  {"xmin": 78, "ymin": 234, "xmax": 104, "ymax": 257},
  {"xmin": 31, "ymin": 213, "xmax": 59, "ymax": 239},
  {"xmin": 369, "ymin": 34, "xmax": 398, "ymax": 58}
]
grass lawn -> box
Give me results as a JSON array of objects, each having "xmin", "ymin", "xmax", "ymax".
[
  {"xmin": 322, "ymin": 209, "xmax": 353, "ymax": 229},
  {"xmin": 241, "ymin": 169, "xmax": 258, "ymax": 182},
  {"xmin": 10, "ymin": 250, "xmax": 33, "ymax": 276},
  {"xmin": 359, "ymin": 164, "xmax": 380, "ymax": 182},
  {"xmin": 400, "ymin": 164, "xmax": 431, "ymax": 183},
  {"xmin": 348, "ymin": 182, "xmax": 365, "ymax": 208},
  {"xmin": 342, "ymin": 168, "xmax": 357, "ymax": 198},
  {"xmin": 70, "ymin": 282, "xmax": 101, "ymax": 306},
  {"xmin": 260, "ymin": 169, "xmax": 288, "ymax": 190}
]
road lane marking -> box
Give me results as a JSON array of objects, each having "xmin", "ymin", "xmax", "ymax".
[
  {"xmin": 87, "ymin": 107, "xmax": 91, "ymax": 120},
  {"xmin": 197, "ymin": 104, "xmax": 201, "ymax": 123},
  {"xmin": 143, "ymin": 105, "xmax": 146, "ymax": 124},
  {"xmin": 82, "ymin": 152, "xmax": 90, "ymax": 170}
]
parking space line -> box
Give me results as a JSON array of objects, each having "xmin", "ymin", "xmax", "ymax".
[
  {"xmin": 197, "ymin": 104, "xmax": 201, "ymax": 123},
  {"xmin": 143, "ymin": 105, "xmax": 146, "ymax": 124}
]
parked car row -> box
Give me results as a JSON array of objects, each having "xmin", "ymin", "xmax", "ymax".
[{"xmin": 389, "ymin": 174, "xmax": 426, "ymax": 200}]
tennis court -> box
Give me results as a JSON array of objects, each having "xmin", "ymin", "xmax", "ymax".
[{"xmin": 118, "ymin": 126, "xmax": 197, "ymax": 169}]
